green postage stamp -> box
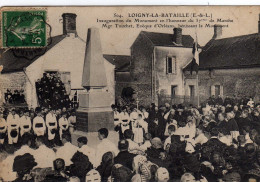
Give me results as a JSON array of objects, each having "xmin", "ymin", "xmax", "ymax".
[{"xmin": 1, "ymin": 10, "xmax": 47, "ymax": 48}]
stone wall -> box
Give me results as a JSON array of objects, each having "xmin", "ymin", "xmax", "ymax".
[
  {"xmin": 198, "ymin": 68, "xmax": 260, "ymax": 103},
  {"xmin": 0, "ymin": 71, "xmax": 27, "ymax": 104},
  {"xmin": 128, "ymin": 33, "xmax": 154, "ymax": 106}
]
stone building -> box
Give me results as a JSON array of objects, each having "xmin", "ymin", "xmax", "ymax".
[
  {"xmin": 0, "ymin": 13, "xmax": 115, "ymax": 108},
  {"xmin": 115, "ymin": 28, "xmax": 201, "ymax": 106},
  {"xmin": 184, "ymin": 16, "xmax": 260, "ymax": 104}
]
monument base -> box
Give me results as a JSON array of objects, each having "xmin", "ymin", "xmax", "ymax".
[{"xmin": 76, "ymin": 108, "xmax": 114, "ymax": 132}]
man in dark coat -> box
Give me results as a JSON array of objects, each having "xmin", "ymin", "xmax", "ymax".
[
  {"xmin": 201, "ymin": 128, "xmax": 227, "ymax": 161},
  {"xmin": 114, "ymin": 139, "xmax": 136, "ymax": 170}
]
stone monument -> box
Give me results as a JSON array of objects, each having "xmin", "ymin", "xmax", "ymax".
[{"xmin": 76, "ymin": 28, "xmax": 114, "ymax": 132}]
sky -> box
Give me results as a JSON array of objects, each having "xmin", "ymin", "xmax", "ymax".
[{"xmin": 43, "ymin": 6, "xmax": 260, "ymax": 55}]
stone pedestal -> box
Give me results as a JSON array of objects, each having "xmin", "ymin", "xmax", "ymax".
[
  {"xmin": 76, "ymin": 90, "xmax": 114, "ymax": 132},
  {"xmin": 75, "ymin": 27, "xmax": 114, "ymax": 132}
]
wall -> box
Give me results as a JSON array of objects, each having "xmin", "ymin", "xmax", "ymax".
[
  {"xmin": 128, "ymin": 33, "xmax": 154, "ymax": 106},
  {"xmin": 26, "ymin": 36, "xmax": 115, "ymax": 107},
  {"xmin": 154, "ymin": 46, "xmax": 194, "ymax": 102},
  {"xmin": 0, "ymin": 71, "xmax": 27, "ymax": 104},
  {"xmin": 198, "ymin": 68, "xmax": 260, "ymax": 103}
]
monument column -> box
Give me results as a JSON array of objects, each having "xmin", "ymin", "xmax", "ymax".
[{"xmin": 76, "ymin": 28, "xmax": 114, "ymax": 132}]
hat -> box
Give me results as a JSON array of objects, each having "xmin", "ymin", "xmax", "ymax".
[
  {"xmin": 69, "ymin": 176, "xmax": 80, "ymax": 182},
  {"xmin": 151, "ymin": 137, "xmax": 163, "ymax": 149},
  {"xmin": 155, "ymin": 167, "xmax": 169, "ymax": 182},
  {"xmin": 180, "ymin": 173, "xmax": 195, "ymax": 182},
  {"xmin": 13, "ymin": 153, "xmax": 37, "ymax": 172},
  {"xmin": 140, "ymin": 161, "xmax": 157, "ymax": 180},
  {"xmin": 133, "ymin": 155, "xmax": 147, "ymax": 173},
  {"xmin": 85, "ymin": 169, "xmax": 101, "ymax": 182}
]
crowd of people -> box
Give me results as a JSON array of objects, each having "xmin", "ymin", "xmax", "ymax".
[
  {"xmin": 4, "ymin": 89, "xmax": 26, "ymax": 104},
  {"xmin": 36, "ymin": 72, "xmax": 74, "ymax": 109},
  {"xmin": 0, "ymin": 96, "xmax": 260, "ymax": 182}
]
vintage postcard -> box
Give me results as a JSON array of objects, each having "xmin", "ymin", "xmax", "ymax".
[{"xmin": 0, "ymin": 6, "xmax": 260, "ymax": 182}]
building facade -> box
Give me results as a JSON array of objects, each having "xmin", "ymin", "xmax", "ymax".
[
  {"xmin": 0, "ymin": 13, "xmax": 115, "ymax": 108},
  {"xmin": 195, "ymin": 21, "xmax": 260, "ymax": 104},
  {"xmin": 115, "ymin": 28, "xmax": 201, "ymax": 106}
]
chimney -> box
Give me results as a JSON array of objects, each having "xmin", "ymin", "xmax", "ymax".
[
  {"xmin": 213, "ymin": 24, "xmax": 222, "ymax": 39},
  {"xmin": 62, "ymin": 13, "xmax": 77, "ymax": 36},
  {"xmin": 258, "ymin": 13, "xmax": 260, "ymax": 33},
  {"xmin": 173, "ymin": 28, "xmax": 182, "ymax": 45}
]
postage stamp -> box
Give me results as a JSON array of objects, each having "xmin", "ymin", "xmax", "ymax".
[{"xmin": 1, "ymin": 10, "xmax": 47, "ymax": 48}]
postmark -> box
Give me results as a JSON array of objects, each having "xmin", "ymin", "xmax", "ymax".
[{"xmin": 2, "ymin": 10, "xmax": 47, "ymax": 48}]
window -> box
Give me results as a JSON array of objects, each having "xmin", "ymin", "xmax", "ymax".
[
  {"xmin": 171, "ymin": 85, "xmax": 177, "ymax": 98},
  {"xmin": 166, "ymin": 56, "xmax": 176, "ymax": 74},
  {"xmin": 215, "ymin": 85, "xmax": 220, "ymax": 96},
  {"xmin": 189, "ymin": 85, "xmax": 195, "ymax": 98},
  {"xmin": 211, "ymin": 84, "xmax": 223, "ymax": 97}
]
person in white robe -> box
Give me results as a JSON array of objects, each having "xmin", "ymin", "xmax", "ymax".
[
  {"xmin": 132, "ymin": 114, "xmax": 147, "ymax": 144},
  {"xmin": 55, "ymin": 134, "xmax": 78, "ymax": 167},
  {"xmin": 118, "ymin": 107, "xmax": 130, "ymax": 139},
  {"xmin": 77, "ymin": 136, "xmax": 96, "ymax": 167},
  {"xmin": 19, "ymin": 110, "xmax": 32, "ymax": 137},
  {"xmin": 95, "ymin": 128, "xmax": 119, "ymax": 166},
  {"xmin": 46, "ymin": 109, "xmax": 58, "ymax": 141},
  {"xmin": 33, "ymin": 109, "xmax": 46, "ymax": 137},
  {"xmin": 68, "ymin": 111, "xmax": 76, "ymax": 134},
  {"xmin": 7, "ymin": 109, "xmax": 20, "ymax": 144},
  {"xmin": 112, "ymin": 105, "xmax": 121, "ymax": 127},
  {"xmin": 0, "ymin": 112, "xmax": 7, "ymax": 144},
  {"xmin": 33, "ymin": 137, "xmax": 56, "ymax": 169},
  {"xmin": 58, "ymin": 112, "xmax": 69, "ymax": 140}
]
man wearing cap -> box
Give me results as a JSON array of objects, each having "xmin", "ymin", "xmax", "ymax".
[
  {"xmin": 46, "ymin": 109, "xmax": 58, "ymax": 141},
  {"xmin": 7, "ymin": 109, "xmax": 20, "ymax": 144},
  {"xmin": 19, "ymin": 110, "xmax": 32, "ymax": 137},
  {"xmin": 33, "ymin": 108, "xmax": 46, "ymax": 137},
  {"xmin": 77, "ymin": 136, "xmax": 96, "ymax": 167},
  {"xmin": 0, "ymin": 111, "xmax": 7, "ymax": 144}
]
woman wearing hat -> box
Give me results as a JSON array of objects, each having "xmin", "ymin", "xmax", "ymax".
[
  {"xmin": 58, "ymin": 112, "xmax": 69, "ymax": 140},
  {"xmin": 7, "ymin": 108, "xmax": 20, "ymax": 144},
  {"xmin": 0, "ymin": 111, "xmax": 7, "ymax": 144}
]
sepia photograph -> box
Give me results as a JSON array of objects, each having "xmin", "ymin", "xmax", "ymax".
[{"xmin": 0, "ymin": 6, "xmax": 260, "ymax": 182}]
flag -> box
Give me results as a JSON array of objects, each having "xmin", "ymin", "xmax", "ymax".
[{"xmin": 190, "ymin": 33, "xmax": 199, "ymax": 75}]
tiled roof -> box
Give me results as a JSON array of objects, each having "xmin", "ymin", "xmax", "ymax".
[
  {"xmin": 103, "ymin": 54, "xmax": 131, "ymax": 72},
  {"xmin": 0, "ymin": 35, "xmax": 65, "ymax": 73},
  {"xmin": 139, "ymin": 31, "xmax": 198, "ymax": 48},
  {"xmin": 199, "ymin": 33, "xmax": 260, "ymax": 69}
]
